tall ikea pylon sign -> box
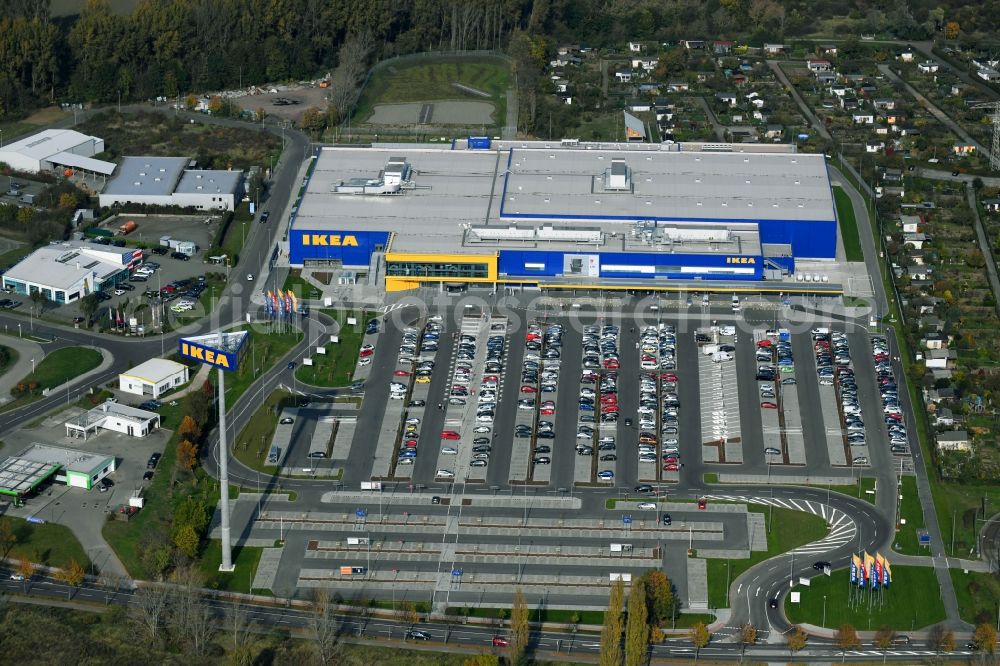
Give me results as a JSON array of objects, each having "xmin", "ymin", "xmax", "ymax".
[{"xmin": 179, "ymin": 330, "xmax": 248, "ymax": 572}]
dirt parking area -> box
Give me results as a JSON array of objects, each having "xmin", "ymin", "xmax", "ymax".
[
  {"xmin": 232, "ymin": 85, "xmax": 331, "ymax": 123},
  {"xmin": 99, "ymin": 213, "xmax": 219, "ymax": 251}
]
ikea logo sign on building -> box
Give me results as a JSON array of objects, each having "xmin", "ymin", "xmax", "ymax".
[
  {"xmin": 726, "ymin": 257, "xmax": 757, "ymax": 265},
  {"xmin": 301, "ymin": 234, "xmax": 359, "ymax": 247},
  {"xmin": 179, "ymin": 340, "xmax": 238, "ymax": 371}
]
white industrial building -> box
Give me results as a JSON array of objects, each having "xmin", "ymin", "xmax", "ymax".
[
  {"xmin": 65, "ymin": 401, "xmax": 160, "ymax": 440},
  {"xmin": 0, "ymin": 129, "xmax": 114, "ymax": 176},
  {"xmin": 118, "ymin": 358, "xmax": 190, "ymax": 399},
  {"xmin": 16, "ymin": 443, "xmax": 116, "ymax": 491},
  {"xmin": 1, "ymin": 241, "xmax": 138, "ymax": 304},
  {"xmin": 99, "ymin": 156, "xmax": 243, "ymax": 211}
]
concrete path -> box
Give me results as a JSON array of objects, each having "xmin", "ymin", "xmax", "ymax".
[
  {"xmin": 694, "ymin": 96, "xmax": 726, "ymax": 142},
  {"xmin": 767, "ymin": 60, "xmax": 832, "ymax": 141},
  {"xmin": 890, "ymin": 552, "xmax": 992, "ymax": 572},
  {"xmin": 0, "ymin": 336, "xmax": 45, "ymax": 405},
  {"xmin": 965, "ymin": 183, "xmax": 1000, "ymax": 319}
]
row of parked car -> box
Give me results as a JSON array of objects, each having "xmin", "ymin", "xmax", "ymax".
[
  {"xmin": 584, "ymin": 324, "xmax": 620, "ymax": 481},
  {"xmin": 395, "ymin": 319, "xmax": 443, "ymax": 468},
  {"xmin": 817, "ymin": 330, "xmax": 869, "ymax": 465},
  {"xmin": 638, "ymin": 325, "xmax": 682, "ymax": 473},
  {"xmin": 872, "ymin": 336, "xmax": 908, "ymax": 454},
  {"xmin": 525, "ymin": 322, "xmax": 563, "ymax": 466}
]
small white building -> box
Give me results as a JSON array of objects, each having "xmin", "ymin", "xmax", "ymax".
[
  {"xmin": 65, "ymin": 401, "xmax": 161, "ymax": 440},
  {"xmin": 119, "ymin": 358, "xmax": 190, "ymax": 399},
  {"xmin": 917, "ymin": 61, "xmax": 939, "ymax": 73},
  {"xmin": 936, "ymin": 430, "xmax": 969, "ymax": 452},
  {"xmin": 16, "ymin": 443, "xmax": 116, "ymax": 490},
  {"xmin": 628, "ymin": 41, "xmax": 643, "ymax": 52}
]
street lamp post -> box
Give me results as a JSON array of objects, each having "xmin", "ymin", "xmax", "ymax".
[
  {"xmin": 30, "ymin": 358, "xmax": 35, "ymax": 375},
  {"xmin": 823, "ymin": 595, "xmax": 827, "ymax": 627}
]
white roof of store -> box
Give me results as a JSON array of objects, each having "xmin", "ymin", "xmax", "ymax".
[
  {"xmin": 18, "ymin": 443, "xmax": 112, "ymax": 474},
  {"xmin": 2, "ymin": 242, "xmax": 125, "ymax": 290},
  {"xmin": 175, "ymin": 169, "xmax": 242, "ymax": 195},
  {"xmin": 119, "ymin": 358, "xmax": 188, "ymax": 384},
  {"xmin": 102, "ymin": 156, "xmax": 187, "ymax": 196},
  {"xmin": 0, "ymin": 129, "xmax": 99, "ymax": 162}
]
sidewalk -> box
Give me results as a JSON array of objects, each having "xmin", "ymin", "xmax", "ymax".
[{"xmin": 0, "ymin": 336, "xmax": 46, "ymax": 405}]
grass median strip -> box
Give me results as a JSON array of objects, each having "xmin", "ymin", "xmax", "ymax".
[
  {"xmin": 706, "ymin": 506, "xmax": 828, "ymax": 609},
  {"xmin": 2, "ymin": 346, "xmax": 102, "ymax": 412},
  {"xmin": 294, "ymin": 310, "xmax": 365, "ymax": 388},
  {"xmin": 833, "ymin": 185, "xmax": 864, "ymax": 262},
  {"xmin": 892, "ymin": 475, "xmax": 926, "ymax": 555}
]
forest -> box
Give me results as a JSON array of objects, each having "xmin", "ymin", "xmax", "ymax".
[{"xmin": 1, "ymin": 0, "xmax": 998, "ymax": 123}]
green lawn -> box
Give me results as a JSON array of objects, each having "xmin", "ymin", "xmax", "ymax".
[
  {"xmin": 294, "ymin": 310, "xmax": 364, "ymax": 388},
  {"xmin": 950, "ymin": 569, "xmax": 1000, "ymax": 625},
  {"xmin": 2, "ymin": 517, "xmax": 91, "ymax": 571},
  {"xmin": 197, "ymin": 540, "xmax": 265, "ymax": 593},
  {"xmin": 893, "ymin": 476, "xmax": 927, "ymax": 555},
  {"xmin": 706, "ymin": 506, "xmax": 829, "ymax": 609},
  {"xmin": 221, "ymin": 326, "xmax": 302, "ymax": 405},
  {"xmin": 2, "ymin": 346, "xmax": 102, "ymax": 411},
  {"xmin": 282, "ymin": 270, "xmax": 321, "ymax": 298},
  {"xmin": 786, "ymin": 565, "xmax": 946, "ymax": 631},
  {"xmin": 833, "ymin": 186, "xmax": 864, "ymax": 262},
  {"xmin": 233, "ymin": 389, "xmax": 290, "ymax": 473},
  {"xmin": 354, "ymin": 57, "xmax": 509, "ymax": 125}
]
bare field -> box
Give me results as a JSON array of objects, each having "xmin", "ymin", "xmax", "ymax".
[
  {"xmin": 232, "ymin": 86, "xmax": 332, "ymax": 123},
  {"xmin": 367, "ymin": 100, "xmax": 496, "ymax": 126}
]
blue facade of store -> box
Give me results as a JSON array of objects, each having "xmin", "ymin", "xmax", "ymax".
[
  {"xmin": 288, "ymin": 229, "xmax": 391, "ymax": 267},
  {"xmin": 497, "ymin": 249, "xmax": 768, "ymax": 281}
]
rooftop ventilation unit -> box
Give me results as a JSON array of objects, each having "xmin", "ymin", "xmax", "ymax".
[{"xmin": 604, "ymin": 159, "xmax": 630, "ymax": 191}]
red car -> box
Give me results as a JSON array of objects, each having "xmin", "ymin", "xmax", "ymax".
[
  {"xmin": 440, "ymin": 431, "xmax": 461, "ymax": 440},
  {"xmin": 483, "ymin": 375, "xmax": 499, "ymax": 382},
  {"xmin": 359, "ymin": 348, "xmax": 374, "ymax": 358},
  {"xmin": 403, "ymin": 440, "xmax": 418, "ymax": 448},
  {"xmin": 393, "ymin": 370, "xmax": 410, "ymax": 377},
  {"xmin": 662, "ymin": 463, "xmax": 680, "ymax": 472},
  {"xmin": 603, "ymin": 359, "xmax": 620, "ymax": 369},
  {"xmin": 520, "ymin": 385, "xmax": 538, "ymax": 393},
  {"xmin": 660, "ymin": 372, "xmax": 678, "ymax": 382},
  {"xmin": 756, "ymin": 339, "xmax": 772, "ymax": 348},
  {"xmin": 760, "ymin": 401, "xmax": 778, "ymax": 409},
  {"xmin": 540, "ymin": 408, "xmax": 555, "ymax": 415},
  {"xmin": 698, "ymin": 499, "xmax": 707, "ymax": 510},
  {"xmin": 492, "ymin": 636, "xmax": 510, "ymax": 646}
]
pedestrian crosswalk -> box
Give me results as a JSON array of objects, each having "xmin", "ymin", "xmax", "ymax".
[{"xmin": 700, "ymin": 494, "xmax": 856, "ymax": 555}]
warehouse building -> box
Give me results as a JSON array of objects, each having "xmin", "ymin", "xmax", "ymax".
[
  {"xmin": 65, "ymin": 401, "xmax": 161, "ymax": 440},
  {"xmin": 118, "ymin": 358, "xmax": 190, "ymax": 399},
  {"xmin": 1, "ymin": 241, "xmax": 142, "ymax": 303},
  {"xmin": 98, "ymin": 156, "xmax": 243, "ymax": 211},
  {"xmin": 287, "ymin": 140, "xmax": 839, "ymax": 293},
  {"xmin": 0, "ymin": 129, "xmax": 114, "ymax": 176}
]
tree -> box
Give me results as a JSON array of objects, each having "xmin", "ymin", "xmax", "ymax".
[
  {"xmin": 873, "ymin": 625, "xmax": 894, "ymax": 660},
  {"xmin": 97, "ymin": 570, "xmax": 123, "ymax": 604},
  {"xmin": 463, "ymin": 656, "xmax": 501, "ymax": 666},
  {"xmin": 625, "ymin": 582, "xmax": 649, "ymax": 666},
  {"xmin": 738, "ymin": 623, "xmax": 757, "ymax": 658},
  {"xmin": 835, "ymin": 623, "xmax": 860, "ymax": 661},
  {"xmin": 130, "ymin": 583, "xmax": 170, "ymax": 644},
  {"xmin": 185, "ymin": 94, "xmax": 198, "ymax": 109},
  {"xmin": 938, "ymin": 627, "xmax": 955, "ymax": 653},
  {"xmin": 208, "ymin": 95, "xmax": 222, "ymax": 114},
  {"xmin": 944, "ymin": 21, "xmax": 960, "ymax": 39},
  {"xmin": 509, "ymin": 588, "xmax": 529, "ymax": 666},
  {"xmin": 401, "ymin": 601, "xmax": 419, "ymax": 629},
  {"xmin": 16, "ymin": 558, "xmax": 34, "ymax": 593},
  {"xmin": 225, "ymin": 598, "xmax": 258, "ymax": 666},
  {"xmin": 599, "ymin": 578, "xmax": 625, "ymax": 666},
  {"xmin": 973, "ymin": 623, "xmax": 997, "ymax": 653},
  {"xmin": 176, "ymin": 439, "xmax": 198, "ymax": 471},
  {"xmin": 299, "ymin": 106, "xmax": 326, "ymax": 135},
  {"xmin": 0, "ymin": 518, "xmax": 16, "ymax": 557},
  {"xmin": 172, "ymin": 523, "xmax": 200, "ymax": 558},
  {"xmin": 177, "ymin": 415, "xmax": 201, "ymax": 441},
  {"xmin": 55, "ymin": 559, "xmax": 85, "ymax": 599},
  {"xmin": 638, "ymin": 569, "xmax": 675, "ymax": 625},
  {"xmin": 308, "ymin": 588, "xmax": 341, "ymax": 664},
  {"xmin": 29, "ymin": 289, "xmax": 47, "ymax": 316},
  {"xmin": 168, "ymin": 566, "xmax": 215, "ymax": 656},
  {"xmin": 786, "ymin": 625, "xmax": 807, "ymax": 657},
  {"xmin": 79, "ymin": 293, "xmax": 99, "ymax": 325},
  {"xmin": 58, "ymin": 192, "xmax": 77, "ymax": 209},
  {"xmin": 689, "ymin": 621, "xmax": 710, "ymax": 662}
]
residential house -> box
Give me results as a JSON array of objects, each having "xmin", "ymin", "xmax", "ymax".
[
  {"xmin": 840, "ymin": 96, "xmax": 859, "ymax": 110},
  {"xmin": 866, "ymin": 141, "xmax": 884, "ymax": 153},
  {"xmin": 763, "ymin": 44, "xmax": 788, "ymax": 56},
  {"xmin": 560, "ymin": 95, "xmax": 572, "ymax": 105},
  {"xmin": 875, "ymin": 126, "xmax": 889, "ymax": 135},
  {"xmin": 627, "ymin": 99, "xmax": 651, "ymax": 112},
  {"xmin": 934, "ymin": 407, "xmax": 955, "ymax": 426},
  {"xmin": 903, "ymin": 232, "xmax": 926, "ymax": 249},
  {"xmin": 952, "ymin": 142, "xmax": 977, "ymax": 156},
  {"xmin": 899, "ymin": 126, "xmax": 920, "ymax": 136},
  {"xmin": 881, "ymin": 167, "xmax": 903, "ymax": 182},
  {"xmin": 951, "ymin": 83, "xmax": 967, "ymax": 96},
  {"xmin": 977, "ymin": 67, "xmax": 1000, "ymax": 82},
  {"xmin": 629, "ymin": 41, "xmax": 643, "ymax": 52},
  {"xmin": 623, "ymin": 111, "xmax": 646, "ymax": 142},
  {"xmin": 667, "ymin": 81, "xmax": 689, "ymax": 92},
  {"xmin": 982, "ymin": 197, "xmax": 1000, "ymax": 212},
  {"xmin": 807, "ymin": 59, "xmax": 833, "ymax": 72},
  {"xmin": 615, "ymin": 70, "xmax": 633, "ymax": 83},
  {"xmin": 926, "ymin": 386, "xmax": 956, "ymax": 403},
  {"xmin": 830, "ymin": 85, "xmax": 848, "ymax": 98},
  {"xmin": 631, "ymin": 57, "xmax": 658, "ymax": 71},
  {"xmin": 919, "ymin": 315, "xmax": 944, "ymax": 331},
  {"xmin": 922, "ymin": 333, "xmax": 948, "ymax": 350},
  {"xmin": 873, "ymin": 98, "xmax": 897, "ymax": 110},
  {"xmin": 878, "ymin": 110, "xmax": 904, "ymax": 125},
  {"xmin": 749, "ymin": 97, "xmax": 766, "ymax": 109},
  {"xmin": 909, "ymin": 249, "xmax": 926, "ymax": 265},
  {"xmin": 550, "ymin": 54, "xmax": 582, "ymax": 67},
  {"xmin": 713, "ymin": 40, "xmax": 735, "ymax": 54},
  {"xmin": 842, "ymin": 73, "xmax": 867, "ymax": 85},
  {"xmin": 853, "ymin": 112, "xmax": 875, "ymax": 124},
  {"xmin": 726, "ymin": 126, "xmax": 759, "ymax": 142},
  {"xmin": 936, "ymin": 430, "xmax": 969, "ymax": 452},
  {"xmin": 752, "ymin": 108, "xmax": 770, "ymax": 122},
  {"xmin": 764, "ymin": 124, "xmax": 784, "ymax": 140},
  {"xmin": 654, "ymin": 100, "xmax": 674, "ymax": 122},
  {"xmin": 553, "ymin": 78, "xmax": 569, "ymax": 93},
  {"xmin": 816, "ymin": 44, "xmax": 839, "ymax": 57},
  {"xmin": 729, "ymin": 72, "xmax": 747, "ymax": 85},
  {"xmin": 907, "ymin": 265, "xmax": 931, "ymax": 281},
  {"xmin": 716, "ymin": 92, "xmax": 738, "ymax": 107},
  {"xmin": 816, "ymin": 72, "xmax": 837, "ymax": 85},
  {"xmin": 898, "ymin": 49, "xmax": 916, "ymax": 62},
  {"xmin": 900, "ymin": 214, "xmax": 921, "ymax": 233},
  {"xmin": 682, "ymin": 39, "xmax": 705, "ymax": 50},
  {"xmin": 918, "ymin": 61, "xmax": 940, "ymax": 74}
]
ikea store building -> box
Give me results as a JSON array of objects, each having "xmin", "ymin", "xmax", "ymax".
[{"xmin": 287, "ymin": 140, "xmax": 839, "ymax": 293}]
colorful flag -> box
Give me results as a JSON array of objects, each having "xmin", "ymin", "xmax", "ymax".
[
  {"xmin": 851, "ymin": 554, "xmax": 861, "ymax": 586},
  {"xmin": 283, "ymin": 291, "xmax": 293, "ymax": 316},
  {"xmin": 875, "ymin": 553, "xmax": 885, "ymax": 589},
  {"xmin": 864, "ymin": 552, "xmax": 877, "ymax": 588},
  {"xmin": 290, "ymin": 290, "xmax": 298, "ymax": 314},
  {"xmin": 883, "ymin": 557, "xmax": 892, "ymax": 588},
  {"xmin": 270, "ymin": 291, "xmax": 279, "ymax": 318}
]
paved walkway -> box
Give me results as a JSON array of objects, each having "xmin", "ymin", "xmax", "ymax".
[
  {"xmin": 0, "ymin": 335, "xmax": 46, "ymax": 405},
  {"xmin": 889, "ymin": 553, "xmax": 991, "ymax": 572},
  {"xmin": 965, "ymin": 183, "xmax": 1000, "ymax": 319}
]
